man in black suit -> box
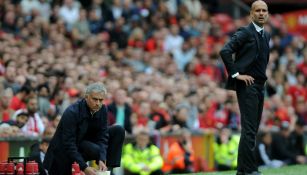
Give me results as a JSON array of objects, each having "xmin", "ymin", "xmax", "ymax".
[
  {"xmin": 43, "ymin": 82, "xmax": 125, "ymax": 175},
  {"xmin": 219, "ymin": 1, "xmax": 270, "ymax": 175}
]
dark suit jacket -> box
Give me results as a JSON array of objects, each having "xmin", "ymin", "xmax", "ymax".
[
  {"xmin": 107, "ymin": 102, "xmax": 132, "ymax": 134},
  {"xmin": 220, "ymin": 23, "xmax": 270, "ymax": 90},
  {"xmin": 43, "ymin": 99, "xmax": 109, "ymax": 173}
]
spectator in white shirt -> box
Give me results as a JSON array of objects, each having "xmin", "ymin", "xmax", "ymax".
[
  {"xmin": 21, "ymin": 0, "xmax": 40, "ymax": 15},
  {"xmin": 59, "ymin": 0, "xmax": 80, "ymax": 30},
  {"xmin": 164, "ymin": 24, "xmax": 184, "ymax": 53},
  {"xmin": 13, "ymin": 97, "xmax": 45, "ymax": 136}
]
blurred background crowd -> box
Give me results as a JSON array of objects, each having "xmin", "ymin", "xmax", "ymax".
[{"xmin": 0, "ymin": 0, "xmax": 306, "ymax": 174}]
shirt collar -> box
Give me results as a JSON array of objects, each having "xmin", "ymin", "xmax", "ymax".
[{"xmin": 252, "ymin": 22, "xmax": 264, "ymax": 33}]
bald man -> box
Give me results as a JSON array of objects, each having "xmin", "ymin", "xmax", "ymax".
[{"xmin": 220, "ymin": 1, "xmax": 270, "ymax": 174}]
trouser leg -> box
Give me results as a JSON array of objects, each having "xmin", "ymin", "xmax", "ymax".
[
  {"xmin": 79, "ymin": 140, "xmax": 101, "ymax": 162},
  {"xmin": 107, "ymin": 125, "xmax": 125, "ymax": 167},
  {"xmin": 236, "ymin": 83, "xmax": 264, "ymax": 173}
]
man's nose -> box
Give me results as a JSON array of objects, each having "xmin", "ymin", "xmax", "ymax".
[{"xmin": 96, "ymin": 100, "xmax": 102, "ymax": 106}]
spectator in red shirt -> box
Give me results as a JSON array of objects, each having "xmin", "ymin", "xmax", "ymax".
[
  {"xmin": 128, "ymin": 27, "xmax": 145, "ymax": 49},
  {"xmin": 0, "ymin": 88, "xmax": 14, "ymax": 122},
  {"xmin": 287, "ymin": 72, "xmax": 307, "ymax": 106},
  {"xmin": 10, "ymin": 85, "xmax": 34, "ymax": 111},
  {"xmin": 193, "ymin": 54, "xmax": 221, "ymax": 82}
]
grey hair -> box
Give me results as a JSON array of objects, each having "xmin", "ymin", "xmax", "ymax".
[{"xmin": 84, "ymin": 82, "xmax": 107, "ymax": 96}]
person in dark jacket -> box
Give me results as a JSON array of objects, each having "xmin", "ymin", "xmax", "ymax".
[
  {"xmin": 29, "ymin": 138, "xmax": 50, "ymax": 175},
  {"xmin": 255, "ymin": 131, "xmax": 283, "ymax": 168},
  {"xmin": 288, "ymin": 119, "xmax": 307, "ymax": 163},
  {"xmin": 43, "ymin": 82, "xmax": 125, "ymax": 175},
  {"xmin": 271, "ymin": 121, "xmax": 306, "ymax": 165}
]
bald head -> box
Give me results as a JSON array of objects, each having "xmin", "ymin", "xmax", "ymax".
[
  {"xmin": 250, "ymin": 0, "xmax": 269, "ymax": 27},
  {"xmin": 251, "ymin": 0, "xmax": 268, "ymax": 11}
]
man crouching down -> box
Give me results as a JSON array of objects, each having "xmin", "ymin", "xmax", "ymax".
[{"xmin": 44, "ymin": 82, "xmax": 125, "ymax": 175}]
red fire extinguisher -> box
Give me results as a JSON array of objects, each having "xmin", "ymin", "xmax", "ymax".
[
  {"xmin": 6, "ymin": 162, "xmax": 14, "ymax": 175},
  {"xmin": 72, "ymin": 162, "xmax": 81, "ymax": 175},
  {"xmin": 0, "ymin": 161, "xmax": 7, "ymax": 175},
  {"xmin": 16, "ymin": 162, "xmax": 25, "ymax": 175},
  {"xmin": 26, "ymin": 160, "xmax": 39, "ymax": 175}
]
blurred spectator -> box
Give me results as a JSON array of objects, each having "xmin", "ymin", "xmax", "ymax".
[
  {"xmin": 2, "ymin": 10, "xmax": 18, "ymax": 34},
  {"xmin": 108, "ymin": 89, "xmax": 132, "ymax": 134},
  {"xmin": 127, "ymin": 27, "xmax": 145, "ymax": 49},
  {"xmin": 163, "ymin": 129, "xmax": 195, "ymax": 174},
  {"xmin": 160, "ymin": 92, "xmax": 176, "ymax": 119},
  {"xmin": 173, "ymin": 41, "xmax": 197, "ymax": 71},
  {"xmin": 58, "ymin": 0, "xmax": 80, "ymax": 30},
  {"xmin": 2, "ymin": 66, "xmax": 20, "ymax": 94},
  {"xmin": 164, "ymin": 24, "xmax": 184, "ymax": 53},
  {"xmin": 214, "ymin": 127, "xmax": 239, "ymax": 171},
  {"xmin": 20, "ymin": 0, "xmax": 40, "ymax": 15},
  {"xmin": 88, "ymin": 7, "xmax": 104, "ymax": 34},
  {"xmin": 37, "ymin": 84, "xmax": 51, "ymax": 118},
  {"xmin": 295, "ymin": 96, "xmax": 307, "ymax": 124},
  {"xmin": 0, "ymin": 112, "xmax": 29, "ymax": 137},
  {"xmin": 111, "ymin": 0, "xmax": 123, "ymax": 20},
  {"xmin": 193, "ymin": 54, "xmax": 221, "ymax": 81},
  {"xmin": 29, "ymin": 137, "xmax": 50, "ymax": 175},
  {"xmin": 9, "ymin": 85, "xmax": 34, "ymax": 111},
  {"xmin": 71, "ymin": 8, "xmax": 91, "ymax": 43},
  {"xmin": 271, "ymin": 121, "xmax": 305, "ymax": 165},
  {"xmin": 182, "ymin": 0, "xmax": 202, "ymax": 18},
  {"xmin": 149, "ymin": 92, "xmax": 172, "ymax": 133},
  {"xmin": 297, "ymin": 49, "xmax": 307, "ymax": 76},
  {"xmin": 256, "ymin": 130, "xmax": 284, "ymax": 168},
  {"xmin": 171, "ymin": 103, "xmax": 189, "ymax": 132},
  {"xmin": 122, "ymin": 128, "xmax": 164, "ymax": 175},
  {"xmin": 0, "ymin": 88, "xmax": 14, "ymax": 122},
  {"xmin": 185, "ymin": 91, "xmax": 200, "ymax": 131},
  {"xmin": 109, "ymin": 17, "xmax": 128, "ymax": 49},
  {"xmin": 37, "ymin": 0, "xmax": 51, "ymax": 21},
  {"xmin": 131, "ymin": 102, "xmax": 151, "ymax": 134},
  {"xmin": 288, "ymin": 119, "xmax": 307, "ymax": 163},
  {"xmin": 13, "ymin": 96, "xmax": 45, "ymax": 136},
  {"xmin": 286, "ymin": 71, "xmax": 307, "ymax": 106}
]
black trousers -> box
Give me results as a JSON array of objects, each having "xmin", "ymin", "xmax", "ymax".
[
  {"xmin": 79, "ymin": 125, "xmax": 126, "ymax": 167},
  {"xmin": 236, "ymin": 82, "xmax": 264, "ymax": 174}
]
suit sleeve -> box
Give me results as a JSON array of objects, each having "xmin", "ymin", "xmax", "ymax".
[
  {"xmin": 219, "ymin": 27, "xmax": 251, "ymax": 76},
  {"xmin": 61, "ymin": 108, "xmax": 88, "ymax": 170},
  {"xmin": 97, "ymin": 106, "xmax": 109, "ymax": 161}
]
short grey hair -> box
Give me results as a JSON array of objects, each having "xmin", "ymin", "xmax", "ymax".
[{"xmin": 85, "ymin": 82, "xmax": 107, "ymax": 96}]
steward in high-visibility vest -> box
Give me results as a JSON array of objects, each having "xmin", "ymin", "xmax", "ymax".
[
  {"xmin": 214, "ymin": 127, "xmax": 239, "ymax": 171},
  {"xmin": 122, "ymin": 129, "xmax": 163, "ymax": 175},
  {"xmin": 162, "ymin": 129, "xmax": 195, "ymax": 174}
]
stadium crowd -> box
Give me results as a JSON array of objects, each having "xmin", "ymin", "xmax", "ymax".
[{"xmin": 0, "ymin": 0, "xmax": 306, "ymax": 173}]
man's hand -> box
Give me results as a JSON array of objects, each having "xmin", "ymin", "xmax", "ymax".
[
  {"xmin": 83, "ymin": 167, "xmax": 97, "ymax": 175},
  {"xmin": 236, "ymin": 74, "xmax": 254, "ymax": 86},
  {"xmin": 98, "ymin": 160, "xmax": 108, "ymax": 171}
]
